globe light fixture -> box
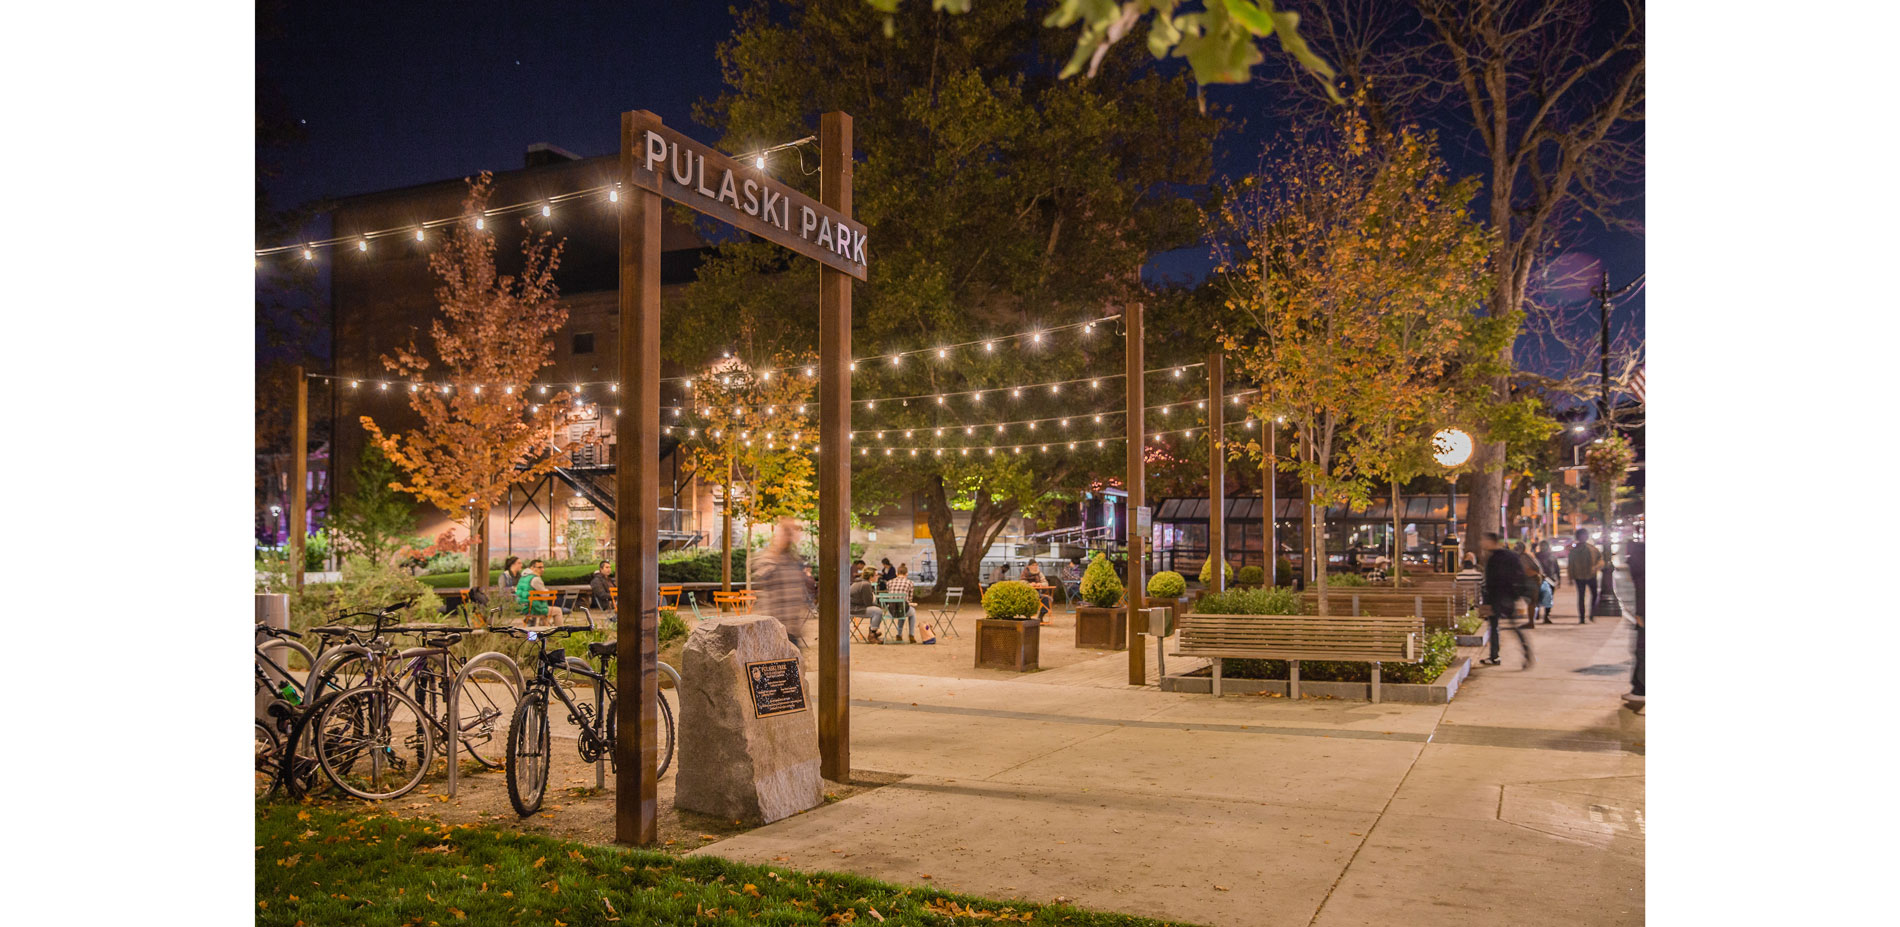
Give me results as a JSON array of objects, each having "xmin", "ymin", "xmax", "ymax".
[{"xmin": 1432, "ymin": 427, "xmax": 1473, "ymax": 468}]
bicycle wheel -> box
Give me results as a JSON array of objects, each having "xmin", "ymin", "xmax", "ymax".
[
  {"xmin": 255, "ymin": 721, "xmax": 282, "ymax": 800},
  {"xmin": 451, "ymin": 653, "xmax": 522, "ymax": 769},
  {"xmin": 314, "ymin": 686, "xmax": 434, "ymax": 801},
  {"xmin": 505, "ymin": 690, "xmax": 552, "ymax": 816},
  {"xmin": 306, "ymin": 645, "xmax": 370, "ymax": 703},
  {"xmin": 256, "ymin": 638, "xmax": 315, "ymax": 696},
  {"xmin": 602, "ymin": 684, "xmax": 676, "ymax": 779}
]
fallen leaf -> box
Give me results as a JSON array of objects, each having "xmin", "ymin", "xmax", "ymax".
[
  {"xmin": 1214, "ymin": 885, "xmax": 1230, "ymax": 892},
  {"xmin": 868, "ymin": 908, "xmax": 885, "ymax": 923},
  {"xmin": 743, "ymin": 884, "xmax": 761, "ymax": 898},
  {"xmin": 532, "ymin": 857, "xmax": 547, "ymax": 868},
  {"xmin": 447, "ymin": 908, "xmax": 466, "ymax": 920}
]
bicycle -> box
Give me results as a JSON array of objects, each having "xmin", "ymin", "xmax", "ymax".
[{"xmin": 496, "ymin": 626, "xmax": 678, "ymax": 817}]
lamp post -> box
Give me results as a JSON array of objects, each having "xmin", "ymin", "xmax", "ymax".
[{"xmin": 1433, "ymin": 428, "xmax": 1473, "ymax": 570}]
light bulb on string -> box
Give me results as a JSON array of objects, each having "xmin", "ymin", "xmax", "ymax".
[
  {"xmin": 609, "ymin": 188, "xmax": 619, "ymax": 203},
  {"xmin": 416, "ymin": 228, "xmax": 426, "ymax": 241},
  {"xmin": 937, "ymin": 348, "xmax": 948, "ymax": 359},
  {"xmin": 378, "ymin": 382, "xmax": 388, "ymax": 391},
  {"xmin": 1174, "ymin": 368, "xmax": 1184, "ymax": 378},
  {"xmin": 357, "ymin": 239, "xmax": 367, "ymax": 252},
  {"xmin": 756, "ymin": 155, "xmax": 766, "ymax": 170},
  {"xmin": 1050, "ymin": 383, "xmax": 1060, "ymax": 394},
  {"xmin": 937, "ymin": 395, "xmax": 946, "ymax": 405},
  {"xmin": 302, "ymin": 248, "xmax": 313, "ymax": 261},
  {"xmin": 805, "ymin": 367, "xmax": 815, "ymax": 377},
  {"xmin": 541, "ymin": 203, "xmax": 551, "ymax": 217},
  {"xmin": 1091, "ymin": 379, "xmax": 1100, "ymax": 389},
  {"xmin": 984, "ymin": 342, "xmax": 995, "ymax": 352},
  {"xmin": 349, "ymin": 380, "xmax": 359, "ymax": 388},
  {"xmin": 1012, "ymin": 388, "xmax": 1021, "ymax": 398},
  {"xmin": 849, "ymin": 362, "xmax": 857, "ymax": 372},
  {"xmin": 475, "ymin": 216, "xmax": 485, "ymax": 230}
]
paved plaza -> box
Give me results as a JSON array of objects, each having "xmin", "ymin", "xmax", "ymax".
[{"xmin": 693, "ymin": 577, "xmax": 1645, "ymax": 926}]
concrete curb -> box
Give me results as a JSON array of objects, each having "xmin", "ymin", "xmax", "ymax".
[
  {"xmin": 1159, "ymin": 657, "xmax": 1473, "ymax": 704},
  {"xmin": 1454, "ymin": 622, "xmax": 1491, "ymax": 648}
]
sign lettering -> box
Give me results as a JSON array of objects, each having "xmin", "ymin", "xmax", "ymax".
[{"xmin": 630, "ymin": 124, "xmax": 868, "ymax": 280}]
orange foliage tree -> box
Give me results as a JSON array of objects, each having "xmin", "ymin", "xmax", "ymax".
[
  {"xmin": 1212, "ymin": 103, "xmax": 1492, "ymax": 614},
  {"xmin": 362, "ymin": 173, "xmax": 582, "ymax": 589}
]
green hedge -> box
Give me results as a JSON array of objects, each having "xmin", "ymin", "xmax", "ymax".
[
  {"xmin": 982, "ymin": 580, "xmax": 1041, "ymax": 619},
  {"xmin": 1195, "ymin": 585, "xmax": 1303, "ymax": 616},
  {"xmin": 1234, "ymin": 565, "xmax": 1264, "ymax": 586},
  {"xmin": 1146, "ymin": 571, "xmax": 1187, "ymax": 599},
  {"xmin": 1221, "ymin": 630, "xmax": 1458, "ymax": 685},
  {"xmin": 418, "ymin": 549, "xmax": 750, "ymax": 589},
  {"xmin": 1079, "ymin": 553, "xmax": 1123, "ymax": 607}
]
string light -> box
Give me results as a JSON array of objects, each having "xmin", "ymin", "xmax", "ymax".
[
  {"xmin": 541, "ymin": 203, "xmax": 551, "ymax": 217},
  {"xmin": 609, "ymin": 188, "xmax": 619, "ymax": 203},
  {"xmin": 357, "ymin": 239, "xmax": 367, "ymax": 252}
]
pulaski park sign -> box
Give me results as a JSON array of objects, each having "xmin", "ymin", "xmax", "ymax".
[{"xmin": 630, "ymin": 124, "xmax": 868, "ymax": 280}]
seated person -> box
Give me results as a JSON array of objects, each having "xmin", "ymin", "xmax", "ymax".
[
  {"xmin": 1059, "ymin": 558, "xmax": 1084, "ymax": 603},
  {"xmin": 514, "ymin": 559, "xmax": 565, "ymax": 626},
  {"xmin": 849, "ymin": 568, "xmax": 888, "ymax": 643},
  {"xmin": 1021, "ymin": 560, "xmax": 1053, "ymax": 619},
  {"xmin": 883, "ymin": 563, "xmax": 918, "ymax": 642},
  {"xmin": 589, "ymin": 560, "xmax": 615, "ymax": 613}
]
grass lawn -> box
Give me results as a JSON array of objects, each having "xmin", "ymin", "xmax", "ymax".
[{"xmin": 257, "ymin": 803, "xmax": 1191, "ymax": 926}]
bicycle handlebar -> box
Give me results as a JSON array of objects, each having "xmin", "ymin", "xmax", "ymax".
[
  {"xmin": 254, "ymin": 623, "xmax": 302, "ymax": 640},
  {"xmin": 490, "ymin": 624, "xmax": 596, "ymax": 639}
]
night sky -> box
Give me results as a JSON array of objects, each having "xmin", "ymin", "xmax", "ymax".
[{"xmin": 258, "ymin": 1, "xmax": 1643, "ymax": 384}]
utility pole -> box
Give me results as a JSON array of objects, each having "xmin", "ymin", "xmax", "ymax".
[{"xmin": 1590, "ymin": 270, "xmax": 1638, "ymax": 617}]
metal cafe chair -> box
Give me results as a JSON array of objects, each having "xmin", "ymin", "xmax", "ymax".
[{"xmin": 929, "ymin": 586, "xmax": 965, "ymax": 639}]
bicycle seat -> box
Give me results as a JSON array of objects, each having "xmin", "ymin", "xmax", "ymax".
[{"xmin": 586, "ymin": 640, "xmax": 618, "ymax": 658}]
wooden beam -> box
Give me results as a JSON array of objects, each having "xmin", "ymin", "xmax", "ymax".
[
  {"xmin": 1207, "ymin": 351, "xmax": 1225, "ymax": 594},
  {"xmin": 290, "ymin": 365, "xmax": 308, "ymax": 591},
  {"xmin": 817, "ymin": 111, "xmax": 853, "ymax": 782},
  {"xmin": 1126, "ymin": 304, "xmax": 1146, "ymax": 685},
  {"xmin": 614, "ymin": 108, "xmax": 663, "ymax": 847}
]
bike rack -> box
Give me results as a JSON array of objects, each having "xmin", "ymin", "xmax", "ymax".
[{"xmin": 444, "ymin": 643, "xmax": 525, "ymax": 798}]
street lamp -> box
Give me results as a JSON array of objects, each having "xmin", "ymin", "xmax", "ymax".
[{"xmin": 1432, "ymin": 428, "xmax": 1473, "ymax": 569}]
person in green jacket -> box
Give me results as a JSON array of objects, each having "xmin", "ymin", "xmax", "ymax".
[{"xmin": 515, "ymin": 559, "xmax": 565, "ymax": 626}]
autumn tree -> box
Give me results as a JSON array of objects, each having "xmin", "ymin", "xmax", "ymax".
[
  {"xmin": 1212, "ymin": 105, "xmax": 1492, "ymax": 614},
  {"xmin": 361, "ymin": 174, "xmax": 580, "ymax": 588},
  {"xmin": 677, "ymin": 0, "xmax": 1225, "ymax": 596},
  {"xmin": 680, "ymin": 354, "xmax": 818, "ymax": 590},
  {"xmin": 1258, "ymin": 0, "xmax": 1644, "ymax": 549}
]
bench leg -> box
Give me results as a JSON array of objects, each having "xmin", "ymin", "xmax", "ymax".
[
  {"xmin": 1371, "ymin": 662, "xmax": 1381, "ymax": 704},
  {"xmin": 1289, "ymin": 660, "xmax": 1300, "ymax": 701},
  {"xmin": 1212, "ymin": 658, "xmax": 1223, "ymax": 698}
]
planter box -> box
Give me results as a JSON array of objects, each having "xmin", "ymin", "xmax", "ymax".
[
  {"xmin": 975, "ymin": 618, "xmax": 1041, "ymax": 672},
  {"xmin": 1159, "ymin": 657, "xmax": 1473, "ymax": 704},
  {"xmin": 1075, "ymin": 606, "xmax": 1128, "ymax": 650},
  {"xmin": 1453, "ymin": 621, "xmax": 1491, "ymax": 648}
]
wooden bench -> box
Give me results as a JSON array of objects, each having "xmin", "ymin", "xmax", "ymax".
[{"xmin": 1174, "ymin": 612, "xmax": 1423, "ymax": 702}]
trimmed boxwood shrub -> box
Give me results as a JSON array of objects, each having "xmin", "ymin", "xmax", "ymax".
[
  {"xmin": 1195, "ymin": 585, "xmax": 1303, "ymax": 617},
  {"xmin": 1328, "ymin": 572, "xmax": 1371, "ymax": 587},
  {"xmin": 982, "ymin": 580, "xmax": 1040, "ymax": 619},
  {"xmin": 1198, "ymin": 557, "xmax": 1234, "ymax": 586},
  {"xmin": 1147, "ymin": 571, "xmax": 1187, "ymax": 599},
  {"xmin": 1222, "ymin": 630, "xmax": 1458, "ymax": 685},
  {"xmin": 1276, "ymin": 557, "xmax": 1295, "ymax": 586},
  {"xmin": 1079, "ymin": 553, "xmax": 1124, "ymax": 607},
  {"xmin": 1234, "ymin": 565, "xmax": 1264, "ymax": 587}
]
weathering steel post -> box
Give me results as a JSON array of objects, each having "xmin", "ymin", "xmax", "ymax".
[
  {"xmin": 1264, "ymin": 418, "xmax": 1276, "ymax": 585},
  {"xmin": 1207, "ymin": 351, "xmax": 1225, "ymax": 594},
  {"xmin": 290, "ymin": 365, "xmax": 308, "ymax": 591},
  {"xmin": 1126, "ymin": 303, "xmax": 1146, "ymax": 686},
  {"xmin": 614, "ymin": 108, "xmax": 664, "ymax": 847},
  {"xmin": 818, "ymin": 110, "xmax": 853, "ymax": 781}
]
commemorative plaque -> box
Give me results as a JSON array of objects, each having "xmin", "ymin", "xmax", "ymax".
[{"xmin": 745, "ymin": 658, "xmax": 807, "ymax": 719}]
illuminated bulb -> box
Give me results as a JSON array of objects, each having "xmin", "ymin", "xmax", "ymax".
[
  {"xmin": 904, "ymin": 430, "xmax": 913, "ymax": 438},
  {"xmin": 891, "ymin": 355, "xmax": 900, "ymax": 366},
  {"xmin": 986, "ymin": 448, "xmax": 995, "ymax": 456},
  {"xmin": 473, "ymin": 386, "xmax": 482, "ymax": 394},
  {"xmin": 849, "ymin": 362, "xmax": 857, "ymax": 372},
  {"xmin": 664, "ymin": 426, "xmax": 672, "ymax": 435},
  {"xmin": 861, "ymin": 448, "xmax": 868, "ymax": 456},
  {"xmin": 937, "ymin": 395, "xmax": 946, "ymax": 405},
  {"xmin": 1069, "ymin": 442, "xmax": 1077, "ymax": 450},
  {"xmin": 1084, "ymin": 323, "xmax": 1094, "ymax": 334},
  {"xmin": 531, "ymin": 404, "xmax": 539, "ymax": 412},
  {"xmin": 1232, "ymin": 395, "xmax": 1241, "ymax": 405},
  {"xmin": 996, "ymin": 424, "xmax": 1005, "ymax": 433},
  {"xmin": 1028, "ymin": 421, "xmax": 1037, "ymax": 431},
  {"xmin": 884, "ymin": 448, "xmax": 891, "ymax": 456},
  {"xmin": 1031, "ymin": 332, "xmax": 1042, "ymax": 343},
  {"xmin": 866, "ymin": 400, "xmax": 876, "ymax": 410},
  {"xmin": 475, "ymin": 217, "xmax": 485, "ymax": 230},
  {"xmin": 850, "ymin": 432, "xmax": 856, "ymax": 440},
  {"xmin": 756, "ymin": 155, "xmax": 766, "ymax": 170},
  {"xmin": 762, "ymin": 370, "xmax": 771, "ymax": 380},
  {"xmin": 611, "ymin": 383, "xmax": 619, "ymax": 393},
  {"xmin": 539, "ymin": 386, "xmax": 547, "ymax": 395},
  {"xmin": 934, "ymin": 448, "xmax": 943, "ymax": 457},
  {"xmin": 910, "ymin": 448, "xmax": 917, "ymax": 457},
  {"xmin": 1012, "ymin": 388, "xmax": 1021, "ymax": 398},
  {"xmin": 961, "ymin": 448, "xmax": 970, "ymax": 456},
  {"xmin": 1174, "ymin": 368, "xmax": 1184, "ymax": 378},
  {"xmin": 688, "ymin": 429, "xmax": 696, "ymax": 437},
  {"xmin": 1050, "ymin": 383, "xmax": 1060, "ymax": 394},
  {"xmin": 541, "ymin": 203, "xmax": 551, "ymax": 217},
  {"xmin": 416, "ymin": 229, "xmax": 426, "ymax": 241},
  {"xmin": 766, "ymin": 406, "xmax": 775, "ymax": 414},
  {"xmin": 349, "ymin": 380, "xmax": 359, "ymax": 388},
  {"xmin": 1161, "ymin": 406, "xmax": 1170, "ymax": 416},
  {"xmin": 1185, "ymin": 429, "xmax": 1194, "ymax": 437},
  {"xmin": 357, "ymin": 239, "xmax": 367, "ymax": 251},
  {"xmin": 1060, "ymin": 419, "xmax": 1069, "ymax": 428},
  {"xmin": 1094, "ymin": 414, "xmax": 1103, "ymax": 423},
  {"xmin": 795, "ymin": 404, "xmax": 806, "ymax": 415},
  {"xmin": 574, "ymin": 384, "xmax": 584, "ymax": 393},
  {"xmin": 1197, "ymin": 400, "xmax": 1205, "ymax": 409},
  {"xmin": 937, "ymin": 348, "xmax": 947, "ymax": 359},
  {"xmin": 972, "ymin": 392, "xmax": 983, "ymax": 403},
  {"xmin": 983, "ymin": 341, "xmax": 995, "ymax": 352},
  {"xmin": 505, "ymin": 386, "xmax": 514, "ymax": 394},
  {"xmin": 1012, "ymin": 446, "xmax": 1021, "ymax": 454},
  {"xmin": 609, "ymin": 189, "xmax": 619, "ymax": 203},
  {"xmin": 684, "ymin": 379, "xmax": 693, "ymax": 388},
  {"xmin": 409, "ymin": 383, "xmax": 418, "ymax": 392},
  {"xmin": 1246, "ymin": 420, "xmax": 1255, "ymax": 429},
  {"xmin": 964, "ymin": 426, "xmax": 974, "ymax": 436},
  {"xmin": 935, "ymin": 428, "xmax": 944, "ymax": 437},
  {"xmin": 1096, "ymin": 440, "xmax": 1104, "ymax": 448},
  {"xmin": 876, "ymin": 431, "xmax": 885, "ymax": 440},
  {"xmin": 1276, "ymin": 416, "xmax": 1285, "ymax": 424},
  {"xmin": 1039, "ymin": 445, "xmax": 1047, "ymax": 453},
  {"xmin": 805, "ymin": 367, "xmax": 815, "ymax": 377},
  {"xmin": 301, "ymin": 248, "xmax": 313, "ymax": 261},
  {"xmin": 791, "ymin": 431, "xmax": 801, "ymax": 440},
  {"xmin": 378, "ymin": 382, "xmax": 388, "ymax": 391},
  {"xmin": 1091, "ymin": 379, "xmax": 1100, "ymax": 389}
]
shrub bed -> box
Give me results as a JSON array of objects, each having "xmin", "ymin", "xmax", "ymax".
[
  {"xmin": 1221, "ymin": 629, "xmax": 1458, "ymax": 685},
  {"xmin": 417, "ymin": 549, "xmax": 750, "ymax": 589}
]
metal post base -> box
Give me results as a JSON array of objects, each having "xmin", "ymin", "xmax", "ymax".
[{"xmin": 1593, "ymin": 564, "xmax": 1624, "ymax": 617}]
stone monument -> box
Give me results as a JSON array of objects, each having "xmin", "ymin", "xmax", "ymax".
[{"xmin": 673, "ymin": 615, "xmax": 823, "ymax": 825}]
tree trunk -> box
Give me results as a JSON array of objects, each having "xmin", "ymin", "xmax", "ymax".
[{"xmin": 474, "ymin": 510, "xmax": 490, "ymax": 593}]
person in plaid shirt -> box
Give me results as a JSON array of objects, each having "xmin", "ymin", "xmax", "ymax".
[{"xmin": 884, "ymin": 563, "xmax": 917, "ymax": 643}]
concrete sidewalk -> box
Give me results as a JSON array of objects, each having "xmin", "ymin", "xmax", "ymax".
[{"xmin": 695, "ymin": 573, "xmax": 1644, "ymax": 926}]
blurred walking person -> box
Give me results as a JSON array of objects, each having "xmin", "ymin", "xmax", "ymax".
[
  {"xmin": 750, "ymin": 518, "xmax": 811, "ymax": 650},
  {"xmin": 1567, "ymin": 528, "xmax": 1603, "ymax": 623},
  {"xmin": 1479, "ymin": 533, "xmax": 1533, "ymax": 669}
]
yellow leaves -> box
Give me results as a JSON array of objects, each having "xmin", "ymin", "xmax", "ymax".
[
  {"xmin": 296, "ymin": 809, "xmax": 310, "ymax": 821},
  {"xmin": 277, "ymin": 853, "xmax": 303, "ymax": 868},
  {"xmin": 742, "ymin": 884, "xmax": 762, "ymax": 897},
  {"xmin": 446, "ymin": 907, "xmax": 466, "ymax": 920},
  {"xmin": 531, "ymin": 856, "xmax": 546, "ymax": 869}
]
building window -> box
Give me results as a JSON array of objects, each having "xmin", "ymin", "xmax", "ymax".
[{"xmin": 572, "ymin": 332, "xmax": 595, "ymax": 355}]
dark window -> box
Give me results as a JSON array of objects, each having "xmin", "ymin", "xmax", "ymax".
[{"xmin": 572, "ymin": 332, "xmax": 595, "ymax": 355}]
